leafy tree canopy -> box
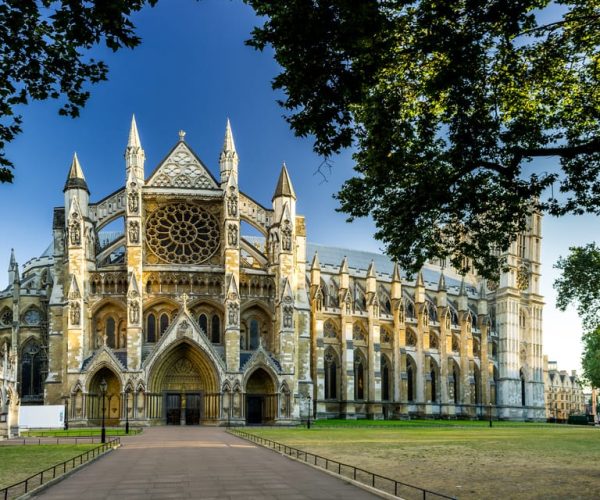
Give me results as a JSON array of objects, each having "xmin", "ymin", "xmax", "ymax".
[
  {"xmin": 246, "ymin": 0, "xmax": 600, "ymax": 279},
  {"xmin": 0, "ymin": 0, "xmax": 157, "ymax": 184},
  {"xmin": 555, "ymin": 243, "xmax": 600, "ymax": 387}
]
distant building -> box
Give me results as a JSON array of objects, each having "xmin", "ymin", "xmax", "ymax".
[
  {"xmin": 544, "ymin": 357, "xmax": 585, "ymax": 421},
  {"xmin": 0, "ymin": 118, "xmax": 547, "ymax": 425}
]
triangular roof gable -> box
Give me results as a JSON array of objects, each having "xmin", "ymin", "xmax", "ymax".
[{"xmin": 146, "ymin": 141, "xmax": 220, "ymax": 190}]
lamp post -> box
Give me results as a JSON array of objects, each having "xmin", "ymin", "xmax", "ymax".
[
  {"xmin": 307, "ymin": 394, "xmax": 312, "ymax": 429},
  {"xmin": 100, "ymin": 378, "xmax": 107, "ymax": 444},
  {"xmin": 488, "ymin": 402, "xmax": 493, "ymax": 428},
  {"xmin": 63, "ymin": 396, "xmax": 69, "ymax": 431},
  {"xmin": 125, "ymin": 387, "xmax": 130, "ymax": 435}
]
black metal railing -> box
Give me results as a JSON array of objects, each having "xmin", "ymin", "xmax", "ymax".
[
  {"xmin": 0, "ymin": 437, "xmax": 120, "ymax": 500},
  {"xmin": 228, "ymin": 429, "xmax": 455, "ymax": 500}
]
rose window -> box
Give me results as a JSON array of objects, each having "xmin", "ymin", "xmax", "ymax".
[{"xmin": 146, "ymin": 203, "xmax": 220, "ymax": 264}]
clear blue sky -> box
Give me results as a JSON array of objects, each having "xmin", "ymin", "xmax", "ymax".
[{"xmin": 0, "ymin": 0, "xmax": 590, "ymax": 374}]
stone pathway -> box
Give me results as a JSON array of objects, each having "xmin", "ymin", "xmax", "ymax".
[{"xmin": 33, "ymin": 427, "xmax": 378, "ymax": 499}]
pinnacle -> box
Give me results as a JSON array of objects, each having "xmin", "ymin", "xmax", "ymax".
[
  {"xmin": 223, "ymin": 118, "xmax": 237, "ymax": 154},
  {"xmin": 63, "ymin": 153, "xmax": 89, "ymax": 193},
  {"xmin": 128, "ymin": 115, "xmax": 142, "ymax": 149},
  {"xmin": 416, "ymin": 270, "xmax": 424, "ymax": 287},
  {"xmin": 367, "ymin": 260, "xmax": 376, "ymax": 278},
  {"xmin": 311, "ymin": 252, "xmax": 320, "ymax": 271},
  {"xmin": 272, "ymin": 162, "xmax": 296, "ymax": 200},
  {"xmin": 438, "ymin": 271, "xmax": 447, "ymax": 291}
]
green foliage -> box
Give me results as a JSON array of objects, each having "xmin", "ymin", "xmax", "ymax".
[
  {"xmin": 246, "ymin": 0, "xmax": 600, "ymax": 279},
  {"xmin": 0, "ymin": 0, "xmax": 158, "ymax": 183},
  {"xmin": 554, "ymin": 243, "xmax": 600, "ymax": 387}
]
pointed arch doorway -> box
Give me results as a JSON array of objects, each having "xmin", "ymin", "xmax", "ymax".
[
  {"xmin": 245, "ymin": 368, "xmax": 277, "ymax": 424},
  {"xmin": 147, "ymin": 341, "xmax": 220, "ymax": 425}
]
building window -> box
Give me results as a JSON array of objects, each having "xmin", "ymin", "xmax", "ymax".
[
  {"xmin": 324, "ymin": 350, "xmax": 337, "ymax": 400},
  {"xmin": 199, "ymin": 314, "xmax": 208, "ymax": 335},
  {"xmin": 106, "ymin": 316, "xmax": 116, "ymax": 348},
  {"xmin": 160, "ymin": 313, "xmax": 169, "ymax": 336},
  {"xmin": 211, "ymin": 315, "xmax": 221, "ymax": 344},
  {"xmin": 354, "ymin": 353, "xmax": 365, "ymax": 400},
  {"xmin": 249, "ymin": 319, "xmax": 260, "ymax": 350},
  {"xmin": 381, "ymin": 356, "xmax": 390, "ymax": 401},
  {"xmin": 21, "ymin": 341, "xmax": 43, "ymax": 398},
  {"xmin": 147, "ymin": 314, "xmax": 156, "ymax": 343}
]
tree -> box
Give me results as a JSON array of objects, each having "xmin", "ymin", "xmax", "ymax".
[
  {"xmin": 0, "ymin": 0, "xmax": 157, "ymax": 184},
  {"xmin": 554, "ymin": 243, "xmax": 600, "ymax": 388},
  {"xmin": 246, "ymin": 0, "xmax": 600, "ymax": 279}
]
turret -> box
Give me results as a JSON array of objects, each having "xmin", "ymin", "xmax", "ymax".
[
  {"xmin": 220, "ymin": 118, "xmax": 238, "ymax": 184},
  {"xmin": 366, "ymin": 260, "xmax": 376, "ymax": 294},
  {"xmin": 457, "ymin": 277, "xmax": 468, "ymax": 312},
  {"xmin": 391, "ymin": 262, "xmax": 402, "ymax": 300},
  {"xmin": 436, "ymin": 271, "xmax": 447, "ymax": 308},
  {"xmin": 414, "ymin": 270, "xmax": 425, "ymax": 304},
  {"xmin": 63, "ymin": 153, "xmax": 89, "ymax": 218},
  {"xmin": 125, "ymin": 115, "xmax": 145, "ymax": 181},
  {"xmin": 272, "ymin": 163, "xmax": 296, "ymax": 224},
  {"xmin": 310, "ymin": 252, "xmax": 321, "ymax": 286},
  {"xmin": 339, "ymin": 256, "xmax": 349, "ymax": 290},
  {"xmin": 8, "ymin": 249, "xmax": 18, "ymax": 287}
]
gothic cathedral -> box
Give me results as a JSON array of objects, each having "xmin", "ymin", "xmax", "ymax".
[{"xmin": 0, "ymin": 118, "xmax": 546, "ymax": 425}]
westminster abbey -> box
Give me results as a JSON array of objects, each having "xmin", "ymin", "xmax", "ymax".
[{"xmin": 0, "ymin": 118, "xmax": 546, "ymax": 426}]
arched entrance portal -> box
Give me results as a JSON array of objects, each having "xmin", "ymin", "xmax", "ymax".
[
  {"xmin": 147, "ymin": 341, "xmax": 220, "ymax": 425},
  {"xmin": 89, "ymin": 367, "xmax": 122, "ymax": 426},
  {"xmin": 245, "ymin": 368, "xmax": 277, "ymax": 424}
]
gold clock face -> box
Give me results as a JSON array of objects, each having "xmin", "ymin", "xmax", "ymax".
[{"xmin": 146, "ymin": 202, "xmax": 220, "ymax": 264}]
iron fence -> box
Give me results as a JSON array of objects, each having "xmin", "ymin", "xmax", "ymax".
[
  {"xmin": 229, "ymin": 429, "xmax": 456, "ymax": 500},
  {"xmin": 0, "ymin": 437, "xmax": 120, "ymax": 500}
]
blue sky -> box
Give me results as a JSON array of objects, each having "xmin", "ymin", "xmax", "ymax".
[{"xmin": 0, "ymin": 0, "xmax": 590, "ymax": 374}]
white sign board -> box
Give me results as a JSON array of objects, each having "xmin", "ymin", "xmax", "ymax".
[{"xmin": 19, "ymin": 405, "xmax": 64, "ymax": 429}]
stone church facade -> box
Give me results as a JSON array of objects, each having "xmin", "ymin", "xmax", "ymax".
[{"xmin": 0, "ymin": 118, "xmax": 546, "ymax": 425}]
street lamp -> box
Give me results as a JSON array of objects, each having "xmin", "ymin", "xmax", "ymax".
[
  {"xmin": 100, "ymin": 378, "xmax": 108, "ymax": 444},
  {"xmin": 63, "ymin": 396, "xmax": 69, "ymax": 431},
  {"xmin": 125, "ymin": 387, "xmax": 130, "ymax": 434},
  {"xmin": 488, "ymin": 402, "xmax": 493, "ymax": 428},
  {"xmin": 307, "ymin": 394, "xmax": 312, "ymax": 430}
]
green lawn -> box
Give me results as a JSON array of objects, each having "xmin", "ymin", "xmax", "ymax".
[
  {"xmin": 0, "ymin": 444, "xmax": 98, "ymax": 489},
  {"xmin": 246, "ymin": 424, "xmax": 600, "ymax": 499},
  {"xmin": 311, "ymin": 418, "xmax": 556, "ymax": 428},
  {"xmin": 21, "ymin": 428, "xmax": 142, "ymax": 437}
]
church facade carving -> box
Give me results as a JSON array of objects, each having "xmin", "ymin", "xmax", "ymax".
[{"xmin": 0, "ymin": 118, "xmax": 546, "ymax": 425}]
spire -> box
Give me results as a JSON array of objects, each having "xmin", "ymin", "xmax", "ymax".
[
  {"xmin": 391, "ymin": 261, "xmax": 402, "ymax": 300},
  {"xmin": 438, "ymin": 271, "xmax": 447, "ymax": 291},
  {"xmin": 272, "ymin": 163, "xmax": 296, "ymax": 200},
  {"xmin": 458, "ymin": 276, "xmax": 468, "ymax": 311},
  {"xmin": 222, "ymin": 118, "xmax": 237, "ymax": 155},
  {"xmin": 477, "ymin": 281, "xmax": 487, "ymax": 316},
  {"xmin": 459, "ymin": 277, "xmax": 467, "ymax": 296},
  {"xmin": 63, "ymin": 153, "xmax": 89, "ymax": 193},
  {"xmin": 8, "ymin": 249, "xmax": 18, "ymax": 285},
  {"xmin": 367, "ymin": 260, "xmax": 376, "ymax": 278},
  {"xmin": 416, "ymin": 270, "xmax": 424, "ymax": 287},
  {"xmin": 340, "ymin": 256, "xmax": 349, "ymax": 274},
  {"xmin": 366, "ymin": 260, "xmax": 376, "ymax": 293},
  {"xmin": 8, "ymin": 248, "xmax": 16, "ymax": 270},
  {"xmin": 128, "ymin": 115, "xmax": 141, "ymax": 150},
  {"xmin": 310, "ymin": 251, "xmax": 320, "ymax": 271}
]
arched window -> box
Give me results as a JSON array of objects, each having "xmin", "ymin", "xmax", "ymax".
[
  {"xmin": 407, "ymin": 362, "xmax": 415, "ymax": 402},
  {"xmin": 249, "ymin": 319, "xmax": 260, "ymax": 350},
  {"xmin": 21, "ymin": 341, "xmax": 43, "ymax": 399},
  {"xmin": 324, "ymin": 350, "xmax": 337, "ymax": 400},
  {"xmin": 354, "ymin": 352, "xmax": 365, "ymax": 400},
  {"xmin": 147, "ymin": 314, "xmax": 156, "ymax": 343},
  {"xmin": 453, "ymin": 365, "xmax": 460, "ymax": 404},
  {"xmin": 106, "ymin": 317, "xmax": 116, "ymax": 348},
  {"xmin": 199, "ymin": 314, "xmax": 208, "ymax": 335},
  {"xmin": 520, "ymin": 369, "xmax": 526, "ymax": 406},
  {"xmin": 211, "ymin": 315, "xmax": 221, "ymax": 343},
  {"xmin": 430, "ymin": 368, "xmax": 437, "ymax": 403},
  {"xmin": 381, "ymin": 356, "xmax": 390, "ymax": 401},
  {"xmin": 159, "ymin": 313, "xmax": 169, "ymax": 336}
]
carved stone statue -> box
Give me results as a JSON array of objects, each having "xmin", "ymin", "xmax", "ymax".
[
  {"xmin": 129, "ymin": 221, "xmax": 140, "ymax": 244},
  {"xmin": 281, "ymin": 220, "xmax": 292, "ymax": 251},
  {"xmin": 228, "ymin": 223, "xmax": 238, "ymax": 246},
  {"xmin": 69, "ymin": 213, "xmax": 81, "ymax": 246},
  {"xmin": 129, "ymin": 300, "xmax": 140, "ymax": 324},
  {"xmin": 228, "ymin": 302, "xmax": 239, "ymax": 326},
  {"xmin": 128, "ymin": 189, "xmax": 139, "ymax": 213},
  {"xmin": 70, "ymin": 301, "xmax": 80, "ymax": 325},
  {"xmin": 227, "ymin": 188, "xmax": 238, "ymax": 217}
]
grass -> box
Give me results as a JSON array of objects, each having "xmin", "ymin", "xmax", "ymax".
[
  {"xmin": 0, "ymin": 444, "xmax": 98, "ymax": 489},
  {"xmin": 311, "ymin": 418, "xmax": 557, "ymax": 428},
  {"xmin": 247, "ymin": 424, "xmax": 600, "ymax": 499},
  {"xmin": 21, "ymin": 428, "xmax": 142, "ymax": 437}
]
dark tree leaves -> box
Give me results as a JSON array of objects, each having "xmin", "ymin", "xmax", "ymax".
[
  {"xmin": 246, "ymin": 0, "xmax": 600, "ymax": 279},
  {"xmin": 0, "ymin": 0, "xmax": 158, "ymax": 183}
]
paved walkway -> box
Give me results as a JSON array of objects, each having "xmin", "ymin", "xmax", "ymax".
[{"xmin": 34, "ymin": 427, "xmax": 378, "ymax": 499}]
